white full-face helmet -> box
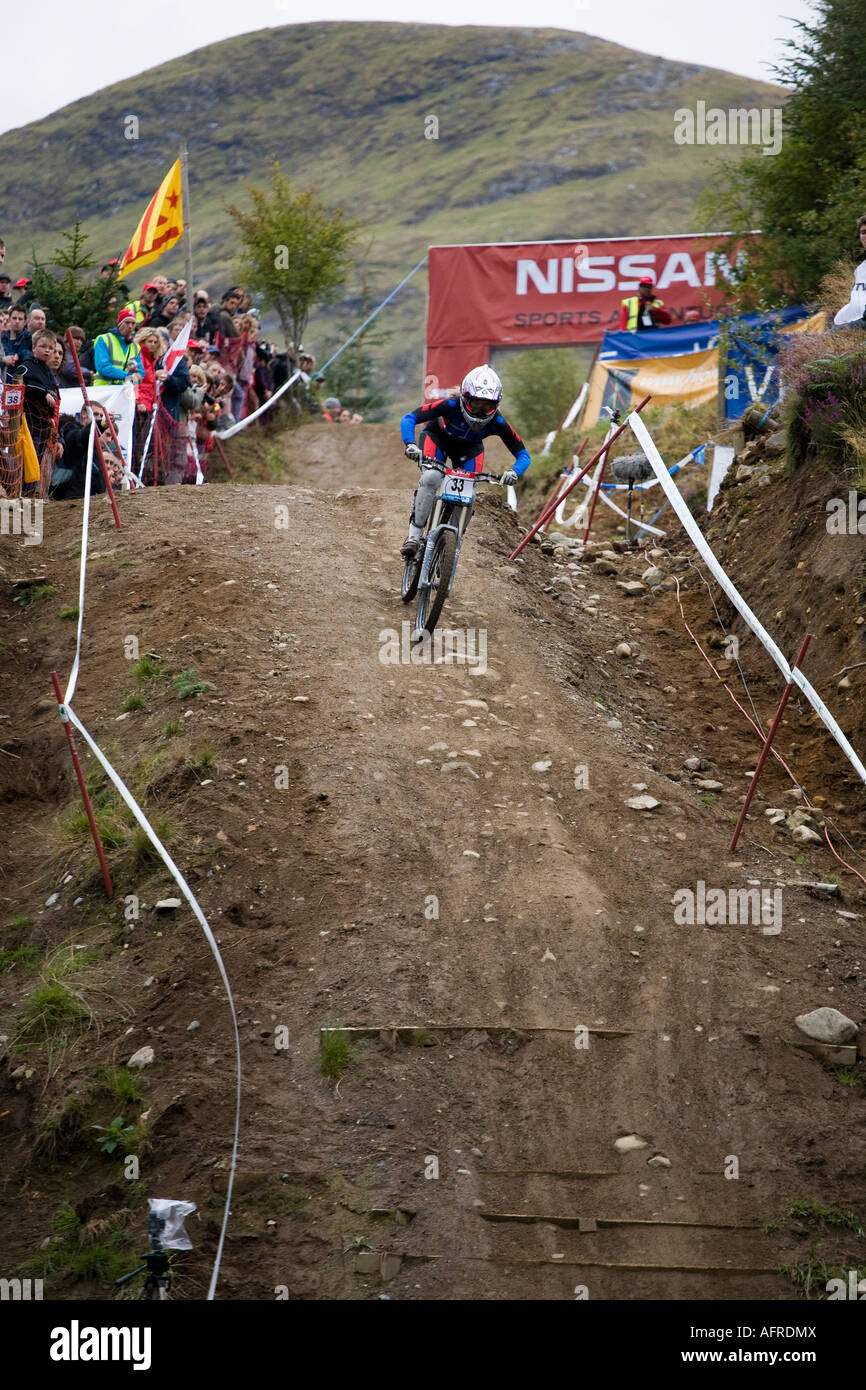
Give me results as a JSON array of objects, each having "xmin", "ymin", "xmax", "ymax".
[{"xmin": 459, "ymin": 364, "xmax": 502, "ymax": 430}]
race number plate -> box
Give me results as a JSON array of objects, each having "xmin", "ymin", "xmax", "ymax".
[
  {"xmin": 442, "ymin": 469, "xmax": 476, "ymax": 504},
  {"xmin": 1, "ymin": 386, "xmax": 24, "ymax": 409}
]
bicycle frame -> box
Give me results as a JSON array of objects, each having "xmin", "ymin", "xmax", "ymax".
[{"xmin": 417, "ymin": 466, "xmax": 501, "ymax": 598}]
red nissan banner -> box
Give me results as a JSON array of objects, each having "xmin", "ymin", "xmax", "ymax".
[{"xmin": 424, "ymin": 233, "xmax": 751, "ymax": 396}]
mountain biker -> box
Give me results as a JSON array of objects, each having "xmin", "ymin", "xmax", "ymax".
[{"xmin": 399, "ymin": 365, "xmax": 530, "ymax": 559}]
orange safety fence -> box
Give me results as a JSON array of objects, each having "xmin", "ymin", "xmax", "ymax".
[{"xmin": 0, "ymin": 382, "xmax": 59, "ymax": 498}]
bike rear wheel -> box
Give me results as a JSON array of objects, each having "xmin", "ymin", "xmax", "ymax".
[{"xmin": 415, "ymin": 528, "xmax": 457, "ymax": 636}]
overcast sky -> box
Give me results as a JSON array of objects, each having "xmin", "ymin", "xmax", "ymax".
[{"xmin": 7, "ymin": 0, "xmax": 814, "ymax": 137}]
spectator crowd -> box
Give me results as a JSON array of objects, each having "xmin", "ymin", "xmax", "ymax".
[{"xmin": 0, "ymin": 246, "xmax": 361, "ymax": 500}]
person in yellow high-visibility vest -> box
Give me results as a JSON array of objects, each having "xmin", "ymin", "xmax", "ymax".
[
  {"xmin": 620, "ymin": 276, "xmax": 673, "ymax": 331},
  {"xmin": 92, "ymin": 308, "xmax": 143, "ymax": 386},
  {"xmin": 123, "ymin": 283, "xmax": 159, "ymax": 326}
]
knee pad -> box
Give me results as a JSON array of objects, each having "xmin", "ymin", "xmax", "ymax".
[{"xmin": 412, "ymin": 468, "xmax": 441, "ymax": 526}]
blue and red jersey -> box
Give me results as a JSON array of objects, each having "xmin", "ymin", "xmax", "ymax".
[{"xmin": 400, "ymin": 396, "xmax": 531, "ymax": 476}]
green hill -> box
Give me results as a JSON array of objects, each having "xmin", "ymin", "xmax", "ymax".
[{"xmin": 0, "ymin": 22, "xmax": 781, "ymax": 407}]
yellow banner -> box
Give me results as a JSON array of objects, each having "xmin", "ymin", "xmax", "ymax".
[
  {"xmin": 585, "ymin": 347, "xmax": 719, "ymax": 427},
  {"xmin": 120, "ymin": 160, "xmax": 183, "ymax": 276},
  {"xmin": 20, "ymin": 414, "xmax": 42, "ymax": 484}
]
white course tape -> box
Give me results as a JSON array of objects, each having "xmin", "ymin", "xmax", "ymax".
[
  {"xmin": 60, "ymin": 416, "xmax": 241, "ymax": 1298},
  {"xmin": 555, "ymin": 422, "xmax": 616, "ymax": 527},
  {"xmin": 541, "ymin": 384, "xmax": 588, "ymax": 455},
  {"xmin": 555, "ymin": 456, "xmax": 600, "ymax": 529},
  {"xmin": 62, "ymin": 706, "xmax": 242, "ymax": 1301},
  {"xmin": 137, "ymin": 402, "xmax": 158, "ymax": 483},
  {"xmin": 562, "ymin": 381, "xmax": 588, "ymax": 431},
  {"xmin": 707, "ymin": 443, "xmax": 735, "ymax": 512},
  {"xmin": 630, "ymin": 411, "xmax": 866, "ymax": 788},
  {"xmin": 215, "ymin": 369, "xmax": 304, "ymax": 440},
  {"xmin": 188, "ymin": 421, "xmax": 205, "ymax": 485},
  {"xmin": 64, "ymin": 420, "xmax": 96, "ymax": 708},
  {"xmin": 577, "ymin": 471, "xmax": 667, "ymax": 537}
]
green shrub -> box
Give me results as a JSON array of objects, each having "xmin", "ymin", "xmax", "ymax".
[
  {"xmin": 172, "ymin": 669, "xmax": 216, "ymax": 700},
  {"xmin": 92, "ymin": 1116, "xmax": 136, "ymax": 1155}
]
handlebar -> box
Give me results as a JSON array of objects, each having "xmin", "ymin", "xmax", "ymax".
[{"xmin": 421, "ymin": 460, "xmax": 508, "ymax": 484}]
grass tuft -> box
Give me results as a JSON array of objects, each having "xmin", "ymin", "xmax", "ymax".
[
  {"xmin": 789, "ymin": 1197, "xmax": 864, "ymax": 1235},
  {"xmin": 13, "ymin": 583, "xmax": 58, "ymax": 607},
  {"xmin": 17, "ymin": 980, "xmax": 90, "ymax": 1048},
  {"xmin": 320, "ymin": 1026, "xmax": 354, "ymax": 1082},
  {"xmin": 0, "ymin": 944, "xmax": 42, "ymax": 972},
  {"xmin": 129, "ymin": 814, "xmax": 177, "ymax": 867},
  {"xmin": 31, "ymin": 1208, "xmax": 137, "ymax": 1286},
  {"xmin": 130, "ymin": 654, "xmax": 163, "ymax": 683}
]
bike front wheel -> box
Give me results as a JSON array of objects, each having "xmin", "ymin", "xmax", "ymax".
[
  {"xmin": 401, "ymin": 552, "xmax": 422, "ymax": 602},
  {"xmin": 415, "ymin": 528, "xmax": 457, "ymax": 636}
]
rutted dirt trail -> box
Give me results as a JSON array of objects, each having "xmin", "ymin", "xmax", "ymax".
[{"xmin": 2, "ymin": 423, "xmax": 864, "ymax": 1300}]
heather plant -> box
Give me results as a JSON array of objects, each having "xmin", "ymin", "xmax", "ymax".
[{"xmin": 781, "ymin": 338, "xmax": 866, "ymax": 476}]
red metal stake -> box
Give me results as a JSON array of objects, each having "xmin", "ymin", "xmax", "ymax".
[
  {"xmin": 51, "ymin": 671, "xmax": 114, "ymax": 897},
  {"xmin": 541, "ymin": 436, "xmax": 587, "ymax": 535},
  {"xmin": 728, "ymin": 634, "xmax": 812, "ymax": 852},
  {"xmin": 510, "ymin": 395, "xmax": 652, "ymax": 560},
  {"xmin": 65, "ymin": 330, "xmax": 122, "ymax": 529},
  {"xmin": 582, "ymin": 436, "xmax": 613, "ymax": 547}
]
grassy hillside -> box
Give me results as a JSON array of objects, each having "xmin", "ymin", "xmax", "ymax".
[{"xmin": 1, "ymin": 22, "xmax": 782, "ymax": 407}]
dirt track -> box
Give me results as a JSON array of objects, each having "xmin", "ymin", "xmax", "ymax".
[{"xmin": 2, "ymin": 421, "xmax": 865, "ymax": 1300}]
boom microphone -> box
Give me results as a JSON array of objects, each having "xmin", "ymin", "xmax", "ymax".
[{"xmin": 611, "ymin": 451, "xmax": 655, "ymax": 484}]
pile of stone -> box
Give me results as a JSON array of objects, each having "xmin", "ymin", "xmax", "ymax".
[{"xmin": 764, "ymin": 787, "xmax": 825, "ymax": 843}]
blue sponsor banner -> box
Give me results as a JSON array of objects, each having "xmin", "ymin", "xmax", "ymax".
[
  {"xmin": 600, "ymin": 321, "xmax": 720, "ymax": 361},
  {"xmin": 723, "ymin": 305, "xmax": 808, "ymax": 422},
  {"xmin": 598, "ymin": 306, "xmax": 809, "ymax": 422}
]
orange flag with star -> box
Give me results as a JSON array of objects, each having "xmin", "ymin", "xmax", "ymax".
[{"xmin": 120, "ymin": 160, "xmax": 183, "ymax": 275}]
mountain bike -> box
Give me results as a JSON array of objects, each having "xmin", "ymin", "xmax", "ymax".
[{"xmin": 401, "ymin": 459, "xmax": 506, "ymax": 637}]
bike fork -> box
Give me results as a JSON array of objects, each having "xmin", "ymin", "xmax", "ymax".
[{"xmin": 418, "ymin": 523, "xmax": 460, "ymax": 590}]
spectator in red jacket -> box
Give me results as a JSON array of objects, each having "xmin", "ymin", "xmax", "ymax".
[
  {"xmin": 134, "ymin": 326, "xmax": 167, "ymax": 413},
  {"xmin": 619, "ymin": 276, "xmax": 672, "ymax": 331}
]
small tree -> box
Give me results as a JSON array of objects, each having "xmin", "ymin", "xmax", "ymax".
[
  {"xmin": 322, "ymin": 325, "xmax": 389, "ymax": 419},
  {"xmin": 500, "ymin": 346, "xmax": 592, "ymax": 441},
  {"xmin": 28, "ymin": 224, "xmax": 125, "ymax": 338},
  {"xmin": 227, "ymin": 164, "xmax": 361, "ymax": 353},
  {"xmin": 321, "ymin": 277, "xmax": 390, "ymax": 419},
  {"xmin": 699, "ymin": 0, "xmax": 866, "ymax": 312}
]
